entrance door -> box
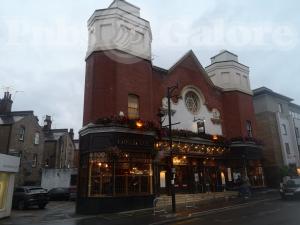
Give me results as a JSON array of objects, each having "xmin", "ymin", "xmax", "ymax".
[
  {"xmin": 174, "ymin": 166, "xmax": 189, "ymax": 192},
  {"xmin": 200, "ymin": 167, "xmax": 222, "ymax": 192}
]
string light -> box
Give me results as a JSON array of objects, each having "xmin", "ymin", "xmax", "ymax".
[{"xmin": 155, "ymin": 141, "xmax": 227, "ymax": 156}]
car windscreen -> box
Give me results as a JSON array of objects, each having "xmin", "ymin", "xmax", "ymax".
[{"xmin": 286, "ymin": 179, "xmax": 300, "ymax": 187}]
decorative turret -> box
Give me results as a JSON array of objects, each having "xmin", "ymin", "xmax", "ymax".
[
  {"xmin": 206, "ymin": 50, "xmax": 252, "ymax": 95},
  {"xmin": 86, "ymin": 0, "xmax": 152, "ymax": 60}
]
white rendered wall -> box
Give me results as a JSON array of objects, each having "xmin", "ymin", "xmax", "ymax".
[
  {"xmin": 277, "ymin": 113, "xmax": 300, "ymax": 166},
  {"xmin": 206, "ymin": 51, "xmax": 252, "ymax": 95},
  {"xmin": 162, "ymin": 86, "xmax": 222, "ymax": 136},
  {"xmin": 109, "ymin": 0, "xmax": 140, "ymax": 16},
  {"xmin": 87, "ymin": 3, "xmax": 152, "ymax": 60},
  {"xmin": 41, "ymin": 169, "xmax": 76, "ymax": 191}
]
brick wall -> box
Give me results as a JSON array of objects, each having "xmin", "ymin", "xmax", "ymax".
[
  {"xmin": 83, "ymin": 51, "xmax": 257, "ymax": 140},
  {"xmin": 222, "ymin": 91, "xmax": 257, "ymax": 139},
  {"xmin": 10, "ymin": 115, "xmax": 44, "ymax": 186}
]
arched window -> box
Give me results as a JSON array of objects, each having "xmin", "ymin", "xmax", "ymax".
[
  {"xmin": 185, "ymin": 91, "xmax": 200, "ymax": 114},
  {"xmin": 128, "ymin": 94, "xmax": 139, "ymax": 119}
]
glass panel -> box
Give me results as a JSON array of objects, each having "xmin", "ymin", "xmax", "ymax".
[
  {"xmin": 88, "ymin": 152, "xmax": 153, "ymax": 197},
  {"xmin": 128, "ymin": 94, "xmax": 139, "ymax": 119}
]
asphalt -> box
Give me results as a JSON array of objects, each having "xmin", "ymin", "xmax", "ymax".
[{"xmin": 0, "ymin": 190, "xmax": 281, "ymax": 225}]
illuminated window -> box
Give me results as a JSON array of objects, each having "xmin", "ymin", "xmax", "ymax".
[
  {"xmin": 185, "ymin": 91, "xmax": 200, "ymax": 114},
  {"xmin": 128, "ymin": 94, "xmax": 139, "ymax": 119},
  {"xmin": 0, "ymin": 173, "xmax": 9, "ymax": 210},
  {"xmin": 87, "ymin": 152, "xmax": 153, "ymax": 197}
]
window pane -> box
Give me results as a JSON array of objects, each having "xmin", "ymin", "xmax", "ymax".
[
  {"xmin": 285, "ymin": 143, "xmax": 291, "ymax": 155},
  {"xmin": 19, "ymin": 127, "xmax": 25, "ymax": 141},
  {"xmin": 34, "ymin": 132, "xmax": 39, "ymax": 145},
  {"xmin": 128, "ymin": 94, "xmax": 139, "ymax": 119},
  {"xmin": 88, "ymin": 152, "xmax": 152, "ymax": 197}
]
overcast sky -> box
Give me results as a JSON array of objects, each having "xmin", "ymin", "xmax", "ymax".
[{"xmin": 1, "ymin": 0, "xmax": 299, "ymax": 137}]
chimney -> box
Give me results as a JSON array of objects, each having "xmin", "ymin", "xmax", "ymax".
[
  {"xmin": 69, "ymin": 128, "xmax": 74, "ymax": 140},
  {"xmin": 43, "ymin": 115, "xmax": 52, "ymax": 131},
  {"xmin": 0, "ymin": 92, "xmax": 13, "ymax": 114}
]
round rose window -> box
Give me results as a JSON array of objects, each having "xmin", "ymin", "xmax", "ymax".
[{"xmin": 185, "ymin": 91, "xmax": 200, "ymax": 114}]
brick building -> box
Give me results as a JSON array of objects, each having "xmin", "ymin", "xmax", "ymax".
[
  {"xmin": 77, "ymin": 0, "xmax": 264, "ymax": 214},
  {"xmin": 42, "ymin": 115, "xmax": 75, "ymax": 169},
  {"xmin": 0, "ymin": 92, "xmax": 44, "ymax": 186}
]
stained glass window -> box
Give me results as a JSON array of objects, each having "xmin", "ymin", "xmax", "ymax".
[{"xmin": 185, "ymin": 91, "xmax": 200, "ymax": 114}]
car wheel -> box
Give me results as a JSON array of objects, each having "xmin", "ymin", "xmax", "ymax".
[
  {"xmin": 38, "ymin": 203, "xmax": 46, "ymax": 209},
  {"xmin": 18, "ymin": 200, "xmax": 26, "ymax": 210}
]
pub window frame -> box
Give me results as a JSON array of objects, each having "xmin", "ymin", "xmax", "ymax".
[{"xmin": 128, "ymin": 94, "xmax": 140, "ymax": 119}]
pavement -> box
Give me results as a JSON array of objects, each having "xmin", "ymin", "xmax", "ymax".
[{"xmin": 0, "ymin": 189, "xmax": 281, "ymax": 225}]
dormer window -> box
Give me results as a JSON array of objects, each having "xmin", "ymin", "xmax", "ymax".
[{"xmin": 19, "ymin": 126, "xmax": 25, "ymax": 141}]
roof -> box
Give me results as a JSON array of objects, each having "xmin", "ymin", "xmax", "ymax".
[
  {"xmin": 0, "ymin": 111, "xmax": 34, "ymax": 125},
  {"xmin": 289, "ymin": 102, "xmax": 300, "ymax": 111},
  {"xmin": 109, "ymin": 0, "xmax": 140, "ymax": 10},
  {"xmin": 210, "ymin": 50, "xmax": 238, "ymax": 60},
  {"xmin": 44, "ymin": 129, "xmax": 69, "ymax": 141},
  {"xmin": 153, "ymin": 50, "xmax": 216, "ymax": 88},
  {"xmin": 253, "ymin": 87, "xmax": 293, "ymax": 102}
]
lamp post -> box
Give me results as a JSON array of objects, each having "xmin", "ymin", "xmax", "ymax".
[{"xmin": 167, "ymin": 83, "xmax": 179, "ymax": 213}]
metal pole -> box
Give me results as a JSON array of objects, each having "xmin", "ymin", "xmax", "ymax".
[{"xmin": 167, "ymin": 86, "xmax": 176, "ymax": 213}]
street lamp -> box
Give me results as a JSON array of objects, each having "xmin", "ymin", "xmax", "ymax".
[{"xmin": 167, "ymin": 83, "xmax": 179, "ymax": 213}]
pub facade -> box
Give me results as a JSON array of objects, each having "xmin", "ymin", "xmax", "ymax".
[{"xmin": 77, "ymin": 0, "xmax": 264, "ymax": 214}]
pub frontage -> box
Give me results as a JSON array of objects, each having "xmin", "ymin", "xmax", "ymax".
[{"xmin": 77, "ymin": 0, "xmax": 265, "ymax": 214}]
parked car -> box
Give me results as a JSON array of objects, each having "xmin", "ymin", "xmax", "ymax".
[
  {"xmin": 280, "ymin": 178, "xmax": 300, "ymax": 199},
  {"xmin": 13, "ymin": 186, "xmax": 49, "ymax": 210},
  {"xmin": 48, "ymin": 187, "xmax": 70, "ymax": 201}
]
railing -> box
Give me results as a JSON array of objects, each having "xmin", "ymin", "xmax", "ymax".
[{"xmin": 153, "ymin": 197, "xmax": 167, "ymax": 215}]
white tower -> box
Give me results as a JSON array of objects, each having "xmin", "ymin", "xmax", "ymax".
[
  {"xmin": 86, "ymin": 0, "xmax": 152, "ymax": 60},
  {"xmin": 206, "ymin": 50, "xmax": 252, "ymax": 95}
]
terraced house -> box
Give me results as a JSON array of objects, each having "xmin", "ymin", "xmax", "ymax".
[{"xmin": 0, "ymin": 92, "xmax": 44, "ymax": 186}]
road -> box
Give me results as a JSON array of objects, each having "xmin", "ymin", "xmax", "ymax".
[
  {"xmin": 169, "ymin": 199, "xmax": 300, "ymax": 225},
  {"xmin": 1, "ymin": 197, "xmax": 300, "ymax": 225}
]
